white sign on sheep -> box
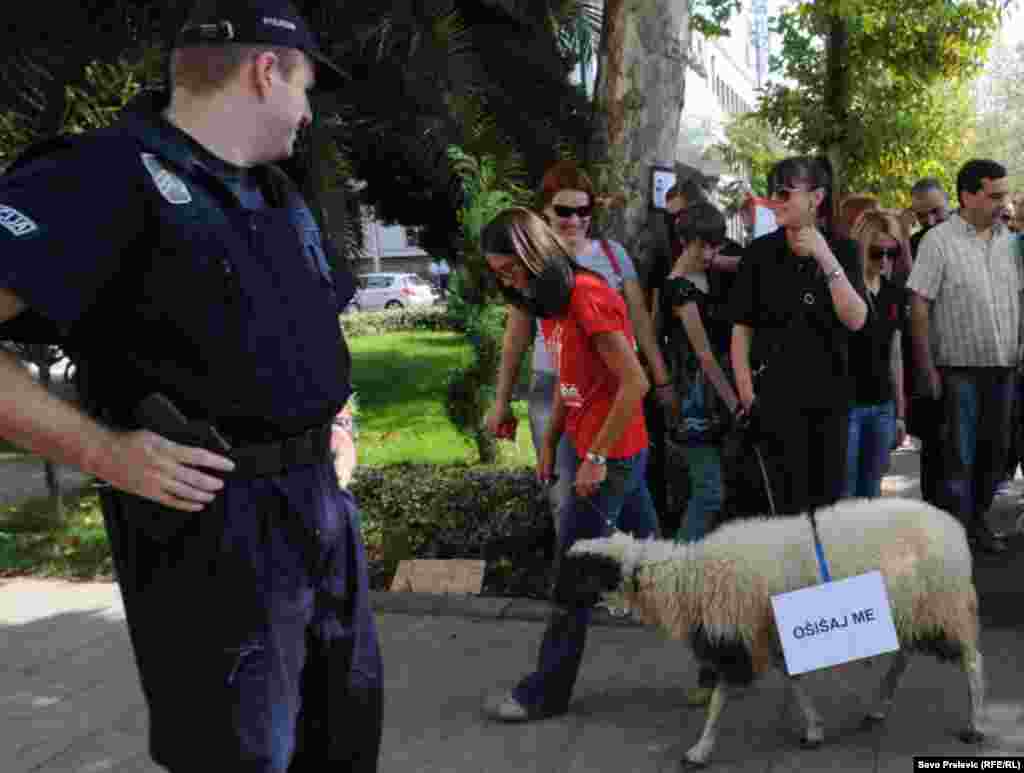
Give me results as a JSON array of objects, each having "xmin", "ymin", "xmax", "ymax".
[{"xmin": 771, "ymin": 570, "xmax": 899, "ymax": 675}]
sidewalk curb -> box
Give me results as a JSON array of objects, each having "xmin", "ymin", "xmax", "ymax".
[{"xmin": 369, "ymin": 591, "xmax": 642, "ymax": 628}]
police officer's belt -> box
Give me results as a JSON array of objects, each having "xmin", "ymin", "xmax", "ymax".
[{"xmin": 227, "ymin": 423, "xmax": 333, "ymax": 478}]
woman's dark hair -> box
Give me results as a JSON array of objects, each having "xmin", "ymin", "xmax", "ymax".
[
  {"xmin": 480, "ymin": 207, "xmax": 584, "ymax": 317},
  {"xmin": 769, "ymin": 155, "xmax": 835, "ymax": 233},
  {"xmin": 675, "ymin": 200, "xmax": 727, "ymax": 247}
]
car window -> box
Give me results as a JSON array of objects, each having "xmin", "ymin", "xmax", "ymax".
[
  {"xmin": 407, "ymin": 276, "xmax": 429, "ymax": 287},
  {"xmin": 365, "ymin": 277, "xmax": 390, "ymax": 289}
]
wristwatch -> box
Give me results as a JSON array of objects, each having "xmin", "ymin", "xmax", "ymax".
[{"xmin": 585, "ymin": 451, "xmax": 607, "ymax": 466}]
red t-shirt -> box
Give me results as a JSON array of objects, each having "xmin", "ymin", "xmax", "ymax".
[{"xmin": 540, "ymin": 272, "xmax": 648, "ymax": 459}]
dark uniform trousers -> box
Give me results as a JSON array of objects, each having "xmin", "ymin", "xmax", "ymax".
[{"xmin": 102, "ymin": 460, "xmax": 381, "ymax": 773}]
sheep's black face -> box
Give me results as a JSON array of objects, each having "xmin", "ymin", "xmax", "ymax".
[{"xmin": 551, "ymin": 553, "xmax": 624, "ymax": 607}]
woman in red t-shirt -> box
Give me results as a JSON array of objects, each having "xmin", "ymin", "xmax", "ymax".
[{"xmin": 480, "ymin": 207, "xmax": 654, "ymax": 723}]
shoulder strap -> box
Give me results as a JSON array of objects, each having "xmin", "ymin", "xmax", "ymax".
[{"xmin": 599, "ymin": 239, "xmax": 623, "ymax": 278}]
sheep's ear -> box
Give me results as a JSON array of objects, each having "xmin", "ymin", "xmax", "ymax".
[{"xmin": 551, "ymin": 553, "xmax": 624, "ymax": 607}]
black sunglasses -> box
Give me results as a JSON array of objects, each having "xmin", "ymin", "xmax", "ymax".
[
  {"xmin": 553, "ymin": 204, "xmax": 593, "ymax": 219},
  {"xmin": 868, "ymin": 245, "xmax": 898, "ymax": 261}
]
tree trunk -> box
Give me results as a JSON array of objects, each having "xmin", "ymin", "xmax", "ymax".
[
  {"xmin": 596, "ymin": 0, "xmax": 690, "ymax": 272},
  {"xmin": 823, "ymin": 14, "xmax": 851, "ymax": 205}
]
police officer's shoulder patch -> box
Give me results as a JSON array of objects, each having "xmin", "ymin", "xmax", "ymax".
[
  {"xmin": 0, "ymin": 205, "xmax": 39, "ymax": 237},
  {"xmin": 140, "ymin": 153, "xmax": 192, "ymax": 205}
]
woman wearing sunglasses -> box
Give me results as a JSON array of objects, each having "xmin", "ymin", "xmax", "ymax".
[
  {"xmin": 728, "ymin": 156, "xmax": 868, "ymax": 516},
  {"xmin": 485, "ymin": 161, "xmax": 672, "ymax": 542},
  {"xmin": 480, "ymin": 207, "xmax": 654, "ymax": 722},
  {"xmin": 844, "ymin": 210, "xmax": 910, "ymax": 497}
]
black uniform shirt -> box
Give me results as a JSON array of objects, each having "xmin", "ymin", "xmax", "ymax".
[
  {"xmin": 726, "ymin": 228, "xmax": 866, "ymax": 411},
  {"xmin": 849, "ymin": 277, "xmax": 906, "ymax": 406},
  {"xmin": 0, "ymin": 100, "xmax": 356, "ymax": 442}
]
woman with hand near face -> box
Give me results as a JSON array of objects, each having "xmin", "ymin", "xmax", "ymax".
[
  {"xmin": 728, "ymin": 156, "xmax": 868, "ymax": 516},
  {"xmin": 484, "ymin": 161, "xmax": 672, "ymax": 541},
  {"xmin": 481, "ymin": 207, "xmax": 653, "ymax": 722}
]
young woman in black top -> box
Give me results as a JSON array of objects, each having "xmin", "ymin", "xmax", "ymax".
[
  {"xmin": 728, "ymin": 156, "xmax": 868, "ymax": 515},
  {"xmin": 844, "ymin": 210, "xmax": 909, "ymax": 497}
]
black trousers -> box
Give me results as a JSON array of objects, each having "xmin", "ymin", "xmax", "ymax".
[
  {"xmin": 644, "ymin": 393, "xmax": 676, "ymax": 536},
  {"xmin": 754, "ymin": 405, "xmax": 849, "ymax": 516}
]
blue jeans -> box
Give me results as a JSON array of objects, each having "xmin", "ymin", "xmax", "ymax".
[
  {"xmin": 677, "ymin": 444, "xmax": 723, "ymax": 543},
  {"xmin": 513, "ymin": 445, "xmax": 657, "ymax": 716},
  {"xmin": 938, "ymin": 368, "xmax": 1016, "ymax": 527},
  {"xmin": 843, "ymin": 402, "xmax": 895, "ymax": 498}
]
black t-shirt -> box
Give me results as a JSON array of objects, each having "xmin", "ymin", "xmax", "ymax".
[
  {"xmin": 849, "ymin": 278, "xmax": 906, "ymax": 405},
  {"xmin": 726, "ymin": 228, "xmax": 866, "ymax": 411}
]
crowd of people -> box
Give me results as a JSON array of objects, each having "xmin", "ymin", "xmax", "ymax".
[
  {"xmin": 0, "ymin": 0, "xmax": 1021, "ymax": 765},
  {"xmin": 480, "ymin": 154, "xmax": 1023, "ymax": 721}
]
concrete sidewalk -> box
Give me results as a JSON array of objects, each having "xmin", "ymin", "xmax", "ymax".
[{"xmin": 2, "ymin": 446, "xmax": 1024, "ymax": 773}]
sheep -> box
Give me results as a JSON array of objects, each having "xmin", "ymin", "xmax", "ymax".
[{"xmin": 552, "ymin": 497, "xmax": 984, "ymax": 768}]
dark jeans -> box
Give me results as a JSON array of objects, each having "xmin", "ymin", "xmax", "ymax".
[
  {"xmin": 102, "ymin": 463, "xmax": 382, "ymax": 773},
  {"xmin": 936, "ymin": 367, "xmax": 1016, "ymax": 529},
  {"xmin": 754, "ymin": 405, "xmax": 848, "ymax": 516},
  {"xmin": 843, "ymin": 402, "xmax": 895, "ymax": 498},
  {"xmin": 513, "ymin": 446, "xmax": 657, "ymax": 716}
]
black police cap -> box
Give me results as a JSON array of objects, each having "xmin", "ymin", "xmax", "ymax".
[{"xmin": 176, "ymin": 0, "xmax": 345, "ymax": 90}]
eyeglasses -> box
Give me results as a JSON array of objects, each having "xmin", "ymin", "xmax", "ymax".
[
  {"xmin": 868, "ymin": 245, "xmax": 898, "ymax": 261},
  {"xmin": 553, "ymin": 204, "xmax": 593, "ymax": 219},
  {"xmin": 770, "ymin": 186, "xmax": 815, "ymax": 203}
]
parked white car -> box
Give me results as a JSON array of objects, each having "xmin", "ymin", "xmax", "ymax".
[{"xmin": 352, "ymin": 273, "xmax": 438, "ymax": 311}]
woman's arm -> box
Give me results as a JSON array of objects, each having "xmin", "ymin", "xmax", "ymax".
[
  {"xmin": 795, "ymin": 228, "xmax": 868, "ymax": 330},
  {"xmin": 538, "ymin": 382, "xmax": 566, "ymax": 482},
  {"xmin": 585, "ymin": 330, "xmax": 651, "ymax": 459},
  {"xmin": 676, "ymin": 303, "xmax": 739, "ymax": 414},
  {"xmin": 622, "ymin": 279, "xmax": 670, "ymax": 387},
  {"xmin": 731, "ymin": 323, "xmax": 756, "ymax": 411},
  {"xmin": 485, "ymin": 304, "xmax": 534, "ymax": 434},
  {"xmin": 891, "ymin": 329, "xmax": 907, "ymax": 445}
]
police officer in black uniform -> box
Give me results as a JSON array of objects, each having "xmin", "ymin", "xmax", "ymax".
[{"xmin": 0, "ymin": 2, "xmax": 381, "ymax": 771}]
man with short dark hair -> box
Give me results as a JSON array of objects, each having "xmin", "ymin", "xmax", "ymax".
[
  {"xmin": 907, "ymin": 159, "xmax": 1021, "ymax": 554},
  {"xmin": 0, "ymin": 1, "xmax": 382, "ymax": 770}
]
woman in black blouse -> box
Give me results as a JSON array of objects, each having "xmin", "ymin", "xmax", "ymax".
[
  {"xmin": 661, "ymin": 200, "xmax": 741, "ymax": 542},
  {"xmin": 844, "ymin": 210, "xmax": 909, "ymax": 497},
  {"xmin": 728, "ymin": 157, "xmax": 868, "ymax": 516}
]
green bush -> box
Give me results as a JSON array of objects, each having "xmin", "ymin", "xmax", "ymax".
[
  {"xmin": 351, "ymin": 464, "xmax": 555, "ymax": 597},
  {"xmin": 340, "ymin": 306, "xmax": 455, "ymax": 338}
]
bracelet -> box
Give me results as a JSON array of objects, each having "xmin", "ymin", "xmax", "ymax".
[
  {"xmin": 655, "ymin": 382, "xmax": 672, "ymax": 389},
  {"xmin": 825, "ymin": 267, "xmax": 844, "ymax": 284},
  {"xmin": 333, "ymin": 414, "xmax": 358, "ymax": 438}
]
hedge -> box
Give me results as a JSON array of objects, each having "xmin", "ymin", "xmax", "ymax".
[
  {"xmin": 340, "ymin": 306, "xmax": 458, "ymax": 337},
  {"xmin": 350, "ymin": 464, "xmax": 557, "ymax": 598}
]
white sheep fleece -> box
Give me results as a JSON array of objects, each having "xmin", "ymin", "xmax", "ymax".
[{"xmin": 572, "ymin": 497, "xmax": 974, "ymax": 648}]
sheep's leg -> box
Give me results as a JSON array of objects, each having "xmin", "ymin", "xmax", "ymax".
[
  {"xmin": 864, "ymin": 650, "xmax": 909, "ymax": 724},
  {"xmin": 683, "ymin": 683, "xmax": 730, "ymax": 768},
  {"xmin": 788, "ymin": 675, "xmax": 825, "ymax": 747},
  {"xmin": 959, "ymin": 647, "xmax": 985, "ymax": 744}
]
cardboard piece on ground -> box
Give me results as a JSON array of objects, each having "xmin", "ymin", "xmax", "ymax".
[
  {"xmin": 390, "ymin": 559, "xmax": 485, "ymax": 594},
  {"xmin": 771, "ymin": 570, "xmax": 900, "ymax": 675}
]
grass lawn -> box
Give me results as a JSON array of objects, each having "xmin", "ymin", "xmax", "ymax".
[
  {"xmin": 349, "ymin": 331, "xmax": 535, "ymax": 468},
  {"xmin": 0, "ymin": 329, "xmax": 537, "ymax": 578}
]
